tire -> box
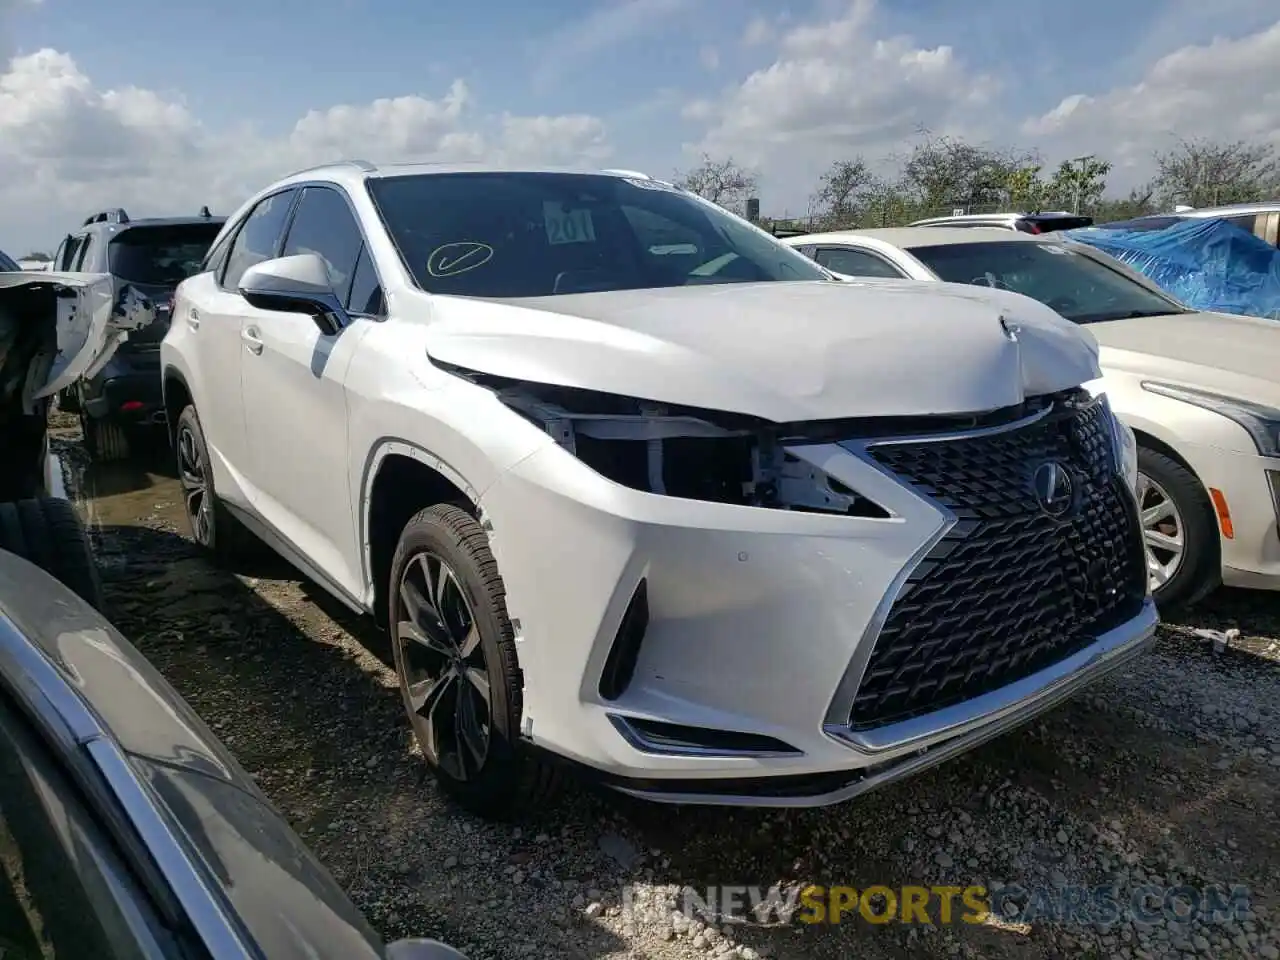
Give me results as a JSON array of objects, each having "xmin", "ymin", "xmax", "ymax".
[
  {"xmin": 388, "ymin": 503, "xmax": 560, "ymax": 819},
  {"xmin": 173, "ymin": 405, "xmax": 255, "ymax": 565},
  {"xmin": 1136, "ymin": 446, "xmax": 1220, "ymax": 609},
  {"xmin": 0, "ymin": 497, "xmax": 103, "ymax": 610},
  {"xmin": 79, "ymin": 410, "xmax": 130, "ymax": 462}
]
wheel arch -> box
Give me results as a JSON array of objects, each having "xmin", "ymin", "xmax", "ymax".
[
  {"xmin": 1132, "ymin": 428, "xmax": 1224, "ymax": 590},
  {"xmin": 161, "ymin": 365, "xmax": 192, "ymax": 446},
  {"xmin": 359, "ymin": 439, "xmax": 483, "ymax": 627}
]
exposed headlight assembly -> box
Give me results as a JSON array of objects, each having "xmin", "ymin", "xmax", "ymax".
[
  {"xmin": 496, "ymin": 382, "xmax": 889, "ymax": 517},
  {"xmin": 437, "ymin": 363, "xmax": 889, "ymax": 517},
  {"xmin": 1141, "ymin": 381, "xmax": 1280, "ymax": 457},
  {"xmin": 1098, "ymin": 395, "xmax": 1138, "ymax": 493}
]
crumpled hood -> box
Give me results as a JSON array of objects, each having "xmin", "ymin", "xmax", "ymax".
[
  {"xmin": 419, "ymin": 280, "xmax": 1100, "ymax": 421},
  {"xmin": 1092, "ymin": 310, "xmax": 1280, "ymax": 407}
]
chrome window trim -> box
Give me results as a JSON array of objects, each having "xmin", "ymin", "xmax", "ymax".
[{"xmin": 0, "ymin": 611, "xmax": 253, "ymax": 957}]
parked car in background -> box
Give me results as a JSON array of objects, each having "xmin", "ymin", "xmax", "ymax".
[
  {"xmin": 909, "ymin": 211, "xmax": 1094, "ymax": 234},
  {"xmin": 784, "ymin": 226, "xmax": 1280, "ymax": 607},
  {"xmin": 161, "ymin": 161, "xmax": 1154, "ymax": 819},
  {"xmin": 1097, "ymin": 201, "xmax": 1280, "ymax": 248},
  {"xmin": 50, "ymin": 206, "xmax": 225, "ymax": 461},
  {"xmin": 15, "ymin": 258, "xmax": 51, "ymax": 271},
  {"xmin": 1063, "ymin": 216, "xmax": 1280, "ymax": 321},
  {"xmin": 0, "ymin": 545, "xmax": 467, "ymax": 960},
  {"xmin": 0, "ymin": 268, "xmax": 144, "ymax": 609}
]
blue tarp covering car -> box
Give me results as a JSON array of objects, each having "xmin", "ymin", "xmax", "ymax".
[{"xmin": 1063, "ymin": 217, "xmax": 1280, "ymax": 320}]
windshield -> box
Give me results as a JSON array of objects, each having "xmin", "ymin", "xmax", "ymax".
[
  {"xmin": 367, "ymin": 172, "xmax": 828, "ymax": 297},
  {"xmin": 0, "ymin": 249, "xmax": 17, "ymax": 271},
  {"xmin": 108, "ymin": 223, "xmax": 224, "ymax": 286},
  {"xmin": 907, "ymin": 240, "xmax": 1187, "ymax": 324}
]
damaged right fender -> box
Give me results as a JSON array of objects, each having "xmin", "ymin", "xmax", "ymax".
[{"xmin": 0, "ymin": 271, "xmax": 158, "ymax": 414}]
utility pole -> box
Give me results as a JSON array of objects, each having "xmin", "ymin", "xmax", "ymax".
[{"xmin": 1070, "ymin": 154, "xmax": 1094, "ymax": 215}]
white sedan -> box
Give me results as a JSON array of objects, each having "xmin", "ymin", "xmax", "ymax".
[
  {"xmin": 156, "ymin": 167, "xmax": 1155, "ymax": 816},
  {"xmin": 784, "ymin": 227, "xmax": 1280, "ymax": 607}
]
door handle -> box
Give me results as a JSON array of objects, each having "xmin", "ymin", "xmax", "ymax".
[
  {"xmin": 241, "ymin": 328, "xmax": 264, "ymax": 355},
  {"xmin": 187, "ymin": 308, "xmax": 200, "ymax": 331}
]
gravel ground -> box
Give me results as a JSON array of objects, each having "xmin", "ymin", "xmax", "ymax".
[{"xmin": 53, "ymin": 414, "xmax": 1279, "ymax": 960}]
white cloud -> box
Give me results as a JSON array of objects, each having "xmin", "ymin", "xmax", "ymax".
[
  {"xmin": 691, "ymin": 0, "xmax": 998, "ymax": 211},
  {"xmin": 1022, "ymin": 21, "xmax": 1280, "ymax": 186},
  {"xmin": 0, "ymin": 49, "xmax": 612, "ymax": 252}
]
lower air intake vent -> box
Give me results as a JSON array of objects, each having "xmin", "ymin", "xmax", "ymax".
[
  {"xmin": 598, "ymin": 579, "xmax": 649, "ymax": 701},
  {"xmin": 611, "ymin": 715, "xmax": 801, "ymax": 756}
]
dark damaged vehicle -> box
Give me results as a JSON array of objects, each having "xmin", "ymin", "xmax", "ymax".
[
  {"xmin": 50, "ymin": 208, "xmax": 226, "ymax": 461},
  {"xmin": 0, "ymin": 546, "xmax": 468, "ymax": 959}
]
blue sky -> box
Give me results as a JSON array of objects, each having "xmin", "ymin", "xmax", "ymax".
[{"xmin": 2, "ymin": 0, "xmax": 1278, "ymax": 250}]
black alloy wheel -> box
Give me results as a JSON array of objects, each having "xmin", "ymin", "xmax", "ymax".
[
  {"xmin": 394, "ymin": 551, "xmax": 492, "ymax": 782},
  {"xmin": 176, "ymin": 420, "xmax": 213, "ymax": 546}
]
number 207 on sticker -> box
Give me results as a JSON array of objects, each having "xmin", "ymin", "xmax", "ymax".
[{"xmin": 544, "ymin": 202, "xmax": 597, "ymax": 245}]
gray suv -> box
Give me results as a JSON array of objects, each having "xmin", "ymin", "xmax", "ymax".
[{"xmin": 52, "ymin": 208, "xmax": 225, "ymax": 460}]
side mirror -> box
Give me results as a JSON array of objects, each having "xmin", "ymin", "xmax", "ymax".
[
  {"xmin": 385, "ymin": 939, "xmax": 470, "ymax": 960},
  {"xmin": 238, "ymin": 253, "xmax": 348, "ymax": 336}
]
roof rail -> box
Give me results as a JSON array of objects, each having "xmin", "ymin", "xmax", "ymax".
[
  {"xmin": 285, "ymin": 158, "xmax": 378, "ymax": 178},
  {"xmin": 83, "ymin": 207, "xmax": 130, "ymax": 226}
]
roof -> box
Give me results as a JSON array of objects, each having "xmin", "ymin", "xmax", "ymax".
[
  {"xmin": 1173, "ymin": 200, "xmax": 1280, "ymax": 217},
  {"xmin": 910, "ymin": 211, "xmax": 1081, "ymax": 225},
  {"xmin": 81, "ymin": 215, "xmax": 227, "ymax": 231},
  {"xmin": 783, "ymin": 226, "xmax": 1046, "ymax": 249},
  {"xmin": 278, "ymin": 158, "xmax": 664, "ymax": 187}
]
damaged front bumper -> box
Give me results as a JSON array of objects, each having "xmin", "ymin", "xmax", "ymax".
[{"xmin": 474, "ymin": 381, "xmax": 1156, "ymax": 804}]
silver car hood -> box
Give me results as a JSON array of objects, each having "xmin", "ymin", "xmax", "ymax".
[
  {"xmin": 1092, "ymin": 310, "xmax": 1280, "ymax": 407},
  {"xmin": 420, "ymin": 280, "xmax": 1100, "ymax": 422}
]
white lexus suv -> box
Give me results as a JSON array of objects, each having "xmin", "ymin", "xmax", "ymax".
[{"xmin": 160, "ymin": 161, "xmax": 1157, "ymax": 817}]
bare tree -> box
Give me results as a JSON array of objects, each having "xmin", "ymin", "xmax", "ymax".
[
  {"xmin": 812, "ymin": 158, "xmax": 879, "ymax": 227},
  {"xmin": 1151, "ymin": 138, "xmax": 1280, "ymax": 208},
  {"xmin": 673, "ymin": 154, "xmax": 758, "ymax": 214},
  {"xmin": 897, "ymin": 133, "xmax": 1041, "ymax": 213}
]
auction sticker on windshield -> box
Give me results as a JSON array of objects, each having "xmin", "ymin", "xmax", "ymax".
[{"xmin": 544, "ymin": 202, "xmax": 596, "ymax": 245}]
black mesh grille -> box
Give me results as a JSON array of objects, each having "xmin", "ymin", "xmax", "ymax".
[{"xmin": 847, "ymin": 394, "xmax": 1148, "ymax": 730}]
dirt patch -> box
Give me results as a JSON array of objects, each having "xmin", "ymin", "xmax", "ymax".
[{"xmin": 55, "ymin": 420, "xmax": 1280, "ymax": 960}]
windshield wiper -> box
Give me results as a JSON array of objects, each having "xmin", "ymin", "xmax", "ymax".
[{"xmin": 1076, "ymin": 308, "xmax": 1184, "ymax": 324}]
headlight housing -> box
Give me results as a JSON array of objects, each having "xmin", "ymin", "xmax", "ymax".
[
  {"xmin": 1142, "ymin": 381, "xmax": 1280, "ymax": 457},
  {"xmin": 461, "ymin": 371, "xmax": 890, "ymax": 517},
  {"xmin": 1104, "ymin": 399, "xmax": 1139, "ymax": 494}
]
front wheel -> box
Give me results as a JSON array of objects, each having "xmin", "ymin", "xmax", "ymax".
[
  {"xmin": 0, "ymin": 497, "xmax": 103, "ymax": 610},
  {"xmin": 173, "ymin": 405, "xmax": 255, "ymax": 565},
  {"xmin": 1136, "ymin": 446, "xmax": 1220, "ymax": 608},
  {"xmin": 388, "ymin": 503, "xmax": 560, "ymax": 819}
]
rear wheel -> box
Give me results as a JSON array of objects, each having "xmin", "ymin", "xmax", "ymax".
[
  {"xmin": 389, "ymin": 503, "xmax": 560, "ymax": 819},
  {"xmin": 1136, "ymin": 446, "xmax": 1219, "ymax": 608},
  {"xmin": 173, "ymin": 405, "xmax": 255, "ymax": 565},
  {"xmin": 79, "ymin": 410, "xmax": 130, "ymax": 462},
  {"xmin": 0, "ymin": 497, "xmax": 103, "ymax": 610}
]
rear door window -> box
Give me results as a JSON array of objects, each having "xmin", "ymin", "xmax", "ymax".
[
  {"xmin": 109, "ymin": 223, "xmax": 225, "ymax": 287},
  {"xmin": 813, "ymin": 246, "xmax": 905, "ymax": 278}
]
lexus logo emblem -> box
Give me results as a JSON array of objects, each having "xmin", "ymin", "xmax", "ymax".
[{"xmin": 1032, "ymin": 461, "xmax": 1076, "ymax": 518}]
